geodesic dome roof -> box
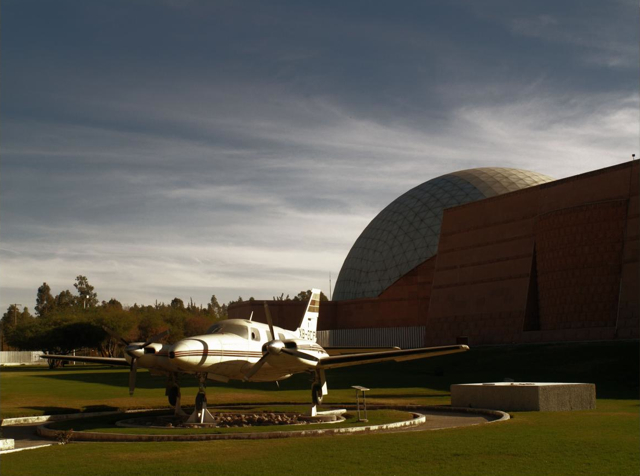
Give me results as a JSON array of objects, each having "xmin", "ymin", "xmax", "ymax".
[{"xmin": 333, "ymin": 167, "xmax": 554, "ymax": 301}]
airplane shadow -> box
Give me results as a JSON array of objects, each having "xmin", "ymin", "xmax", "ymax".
[
  {"xmin": 29, "ymin": 360, "xmax": 455, "ymax": 393},
  {"xmin": 15, "ymin": 341, "xmax": 640, "ymax": 401}
]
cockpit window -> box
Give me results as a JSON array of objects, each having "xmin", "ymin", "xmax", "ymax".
[
  {"xmin": 206, "ymin": 323, "xmax": 248, "ymax": 339},
  {"xmin": 224, "ymin": 324, "xmax": 248, "ymax": 339}
]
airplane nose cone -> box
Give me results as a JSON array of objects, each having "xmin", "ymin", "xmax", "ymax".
[
  {"xmin": 169, "ymin": 339, "xmax": 205, "ymax": 370},
  {"xmin": 125, "ymin": 345, "xmax": 145, "ymax": 359}
]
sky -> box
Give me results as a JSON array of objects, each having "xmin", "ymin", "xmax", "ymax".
[{"xmin": 1, "ymin": 0, "xmax": 638, "ymax": 312}]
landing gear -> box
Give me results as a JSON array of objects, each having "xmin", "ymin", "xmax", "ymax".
[
  {"xmin": 186, "ymin": 373, "xmax": 216, "ymax": 425},
  {"xmin": 165, "ymin": 373, "xmax": 187, "ymax": 417},
  {"xmin": 309, "ymin": 369, "xmax": 328, "ymax": 416},
  {"xmin": 168, "ymin": 386, "xmax": 179, "ymax": 406},
  {"xmin": 312, "ymin": 384, "xmax": 324, "ymax": 405}
]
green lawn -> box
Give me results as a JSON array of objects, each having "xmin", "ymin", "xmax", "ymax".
[{"xmin": 1, "ymin": 341, "xmax": 638, "ymax": 476}]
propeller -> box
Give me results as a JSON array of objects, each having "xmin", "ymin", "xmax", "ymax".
[
  {"xmin": 102, "ymin": 326, "xmax": 169, "ymax": 396},
  {"xmin": 264, "ymin": 302, "xmax": 276, "ymax": 342},
  {"xmin": 126, "ymin": 329, "xmax": 170, "ymax": 395},
  {"xmin": 102, "ymin": 326, "xmax": 129, "ymax": 347},
  {"xmin": 242, "ymin": 303, "xmax": 318, "ymax": 381},
  {"xmin": 128, "ymin": 357, "xmax": 138, "ymax": 396}
]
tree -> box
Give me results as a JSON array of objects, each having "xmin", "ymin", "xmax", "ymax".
[
  {"xmin": 19, "ymin": 306, "xmax": 33, "ymax": 324},
  {"xmin": 208, "ymin": 295, "xmax": 223, "ymax": 318},
  {"xmin": 170, "ymin": 298, "xmax": 185, "ymax": 310},
  {"xmin": 5, "ymin": 318, "xmax": 48, "ymax": 352},
  {"xmin": 74, "ymin": 275, "xmax": 98, "ymax": 309},
  {"xmin": 102, "ymin": 298, "xmax": 123, "ymax": 310},
  {"xmin": 137, "ymin": 313, "xmax": 168, "ymax": 342},
  {"xmin": 185, "ymin": 315, "xmax": 215, "ymax": 337},
  {"xmin": 3, "ymin": 304, "xmax": 20, "ymax": 328},
  {"xmin": 35, "ymin": 283, "xmax": 56, "ymax": 317},
  {"xmin": 47, "ymin": 322, "xmax": 106, "ymax": 354},
  {"xmin": 187, "ymin": 297, "xmax": 199, "ymax": 312},
  {"xmin": 94, "ymin": 306, "xmax": 136, "ymax": 357},
  {"xmin": 6, "ymin": 320, "xmax": 106, "ymax": 367},
  {"xmin": 56, "ymin": 290, "xmax": 75, "ymax": 309},
  {"xmin": 1, "ymin": 305, "xmax": 33, "ymax": 339}
]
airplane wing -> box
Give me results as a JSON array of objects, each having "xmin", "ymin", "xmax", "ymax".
[
  {"xmin": 40, "ymin": 354, "xmax": 130, "ymax": 366},
  {"xmin": 317, "ymin": 344, "xmax": 469, "ymax": 370},
  {"xmin": 323, "ymin": 346, "xmax": 400, "ymax": 356}
]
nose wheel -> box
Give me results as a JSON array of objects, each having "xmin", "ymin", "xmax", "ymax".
[
  {"xmin": 186, "ymin": 373, "xmax": 217, "ymax": 425},
  {"xmin": 165, "ymin": 374, "xmax": 186, "ymax": 417},
  {"xmin": 167, "ymin": 386, "xmax": 179, "ymax": 406}
]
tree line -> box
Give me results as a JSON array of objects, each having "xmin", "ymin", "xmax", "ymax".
[{"xmin": 1, "ymin": 276, "xmax": 326, "ymax": 361}]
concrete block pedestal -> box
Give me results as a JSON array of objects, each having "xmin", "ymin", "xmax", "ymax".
[
  {"xmin": 0, "ymin": 439, "xmax": 16, "ymax": 451},
  {"xmin": 451, "ymin": 382, "xmax": 596, "ymax": 412}
]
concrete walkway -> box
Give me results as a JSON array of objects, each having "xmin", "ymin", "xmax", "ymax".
[
  {"xmin": 391, "ymin": 410, "xmax": 496, "ymax": 433},
  {"xmin": 1, "ymin": 423, "xmax": 53, "ymax": 451}
]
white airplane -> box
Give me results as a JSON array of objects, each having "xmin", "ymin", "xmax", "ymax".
[{"xmin": 42, "ymin": 290, "xmax": 469, "ymax": 423}]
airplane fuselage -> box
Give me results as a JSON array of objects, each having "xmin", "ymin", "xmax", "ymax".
[{"xmin": 125, "ymin": 319, "xmax": 328, "ymax": 382}]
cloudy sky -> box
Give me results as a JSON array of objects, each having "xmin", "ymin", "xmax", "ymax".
[{"xmin": 1, "ymin": 0, "xmax": 638, "ymax": 312}]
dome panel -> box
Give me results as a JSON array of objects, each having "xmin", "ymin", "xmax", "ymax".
[{"xmin": 333, "ymin": 167, "xmax": 554, "ymax": 301}]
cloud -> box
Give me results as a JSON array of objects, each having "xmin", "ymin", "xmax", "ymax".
[
  {"xmin": 507, "ymin": 10, "xmax": 637, "ymax": 69},
  {"xmin": 1, "ymin": 0, "xmax": 637, "ymax": 312},
  {"xmin": 3, "ymin": 86, "xmax": 637, "ymax": 310}
]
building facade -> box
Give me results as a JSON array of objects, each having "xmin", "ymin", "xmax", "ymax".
[{"xmin": 229, "ymin": 162, "xmax": 639, "ymax": 346}]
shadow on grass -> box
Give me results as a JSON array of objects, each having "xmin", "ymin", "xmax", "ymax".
[
  {"xmin": 17, "ymin": 405, "xmax": 120, "ymax": 416},
  {"xmin": 25, "ymin": 341, "xmax": 639, "ymax": 399},
  {"xmin": 365, "ymin": 393, "xmax": 449, "ymax": 399}
]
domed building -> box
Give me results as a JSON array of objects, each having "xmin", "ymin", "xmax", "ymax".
[
  {"xmin": 229, "ymin": 161, "xmax": 638, "ymax": 347},
  {"xmin": 334, "ymin": 168, "xmax": 554, "ymax": 301}
]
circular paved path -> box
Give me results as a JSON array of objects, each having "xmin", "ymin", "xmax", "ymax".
[{"xmin": 2, "ymin": 406, "xmax": 505, "ymax": 449}]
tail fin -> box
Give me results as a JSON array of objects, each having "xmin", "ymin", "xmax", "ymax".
[{"xmin": 296, "ymin": 289, "xmax": 321, "ymax": 341}]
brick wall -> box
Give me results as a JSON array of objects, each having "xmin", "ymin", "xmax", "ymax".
[
  {"xmin": 535, "ymin": 200, "xmax": 626, "ymax": 330},
  {"xmin": 424, "ymin": 185, "xmax": 539, "ymax": 345},
  {"xmin": 616, "ymin": 165, "xmax": 639, "ymax": 339},
  {"xmin": 425, "ymin": 161, "xmax": 639, "ymax": 346}
]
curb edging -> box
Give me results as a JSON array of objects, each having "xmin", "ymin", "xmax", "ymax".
[
  {"xmin": 33, "ymin": 405, "xmax": 509, "ymax": 442},
  {"xmin": 37, "ymin": 411, "xmax": 427, "ymax": 441}
]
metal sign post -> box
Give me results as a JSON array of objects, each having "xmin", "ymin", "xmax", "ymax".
[{"xmin": 351, "ymin": 386, "xmax": 369, "ymax": 422}]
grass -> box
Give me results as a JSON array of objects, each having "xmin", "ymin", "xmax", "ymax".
[
  {"xmin": 1, "ymin": 341, "xmax": 638, "ymax": 476},
  {"xmin": 3, "ymin": 340, "xmax": 636, "ymax": 419},
  {"xmin": 3, "ymin": 401, "xmax": 638, "ymax": 476}
]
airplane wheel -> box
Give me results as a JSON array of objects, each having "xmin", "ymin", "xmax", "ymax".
[
  {"xmin": 312, "ymin": 384, "xmax": 323, "ymax": 405},
  {"xmin": 168, "ymin": 386, "xmax": 179, "ymax": 407},
  {"xmin": 195, "ymin": 391, "xmax": 206, "ymax": 410}
]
